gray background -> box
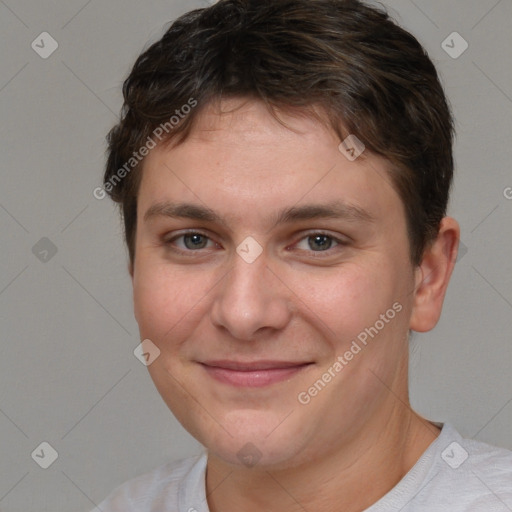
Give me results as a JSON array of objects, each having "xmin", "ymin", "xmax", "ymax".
[{"xmin": 0, "ymin": 0, "xmax": 511, "ymax": 510}]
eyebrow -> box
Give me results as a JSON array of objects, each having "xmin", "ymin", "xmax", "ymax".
[{"xmin": 143, "ymin": 200, "xmax": 375, "ymax": 227}]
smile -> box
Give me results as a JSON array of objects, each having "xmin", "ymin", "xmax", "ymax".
[{"xmin": 199, "ymin": 361, "xmax": 313, "ymax": 387}]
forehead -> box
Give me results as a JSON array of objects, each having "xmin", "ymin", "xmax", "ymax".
[
  {"xmin": 182, "ymin": 98, "xmax": 334, "ymax": 146},
  {"xmin": 137, "ymin": 99, "xmax": 402, "ymax": 228}
]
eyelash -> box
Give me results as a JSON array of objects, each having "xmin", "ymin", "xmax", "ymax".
[{"xmin": 163, "ymin": 230, "xmax": 348, "ymax": 257}]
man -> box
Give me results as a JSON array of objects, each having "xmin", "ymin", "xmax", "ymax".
[{"xmin": 96, "ymin": 0, "xmax": 512, "ymax": 510}]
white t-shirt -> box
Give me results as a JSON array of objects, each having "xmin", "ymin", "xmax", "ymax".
[{"xmin": 94, "ymin": 423, "xmax": 512, "ymax": 511}]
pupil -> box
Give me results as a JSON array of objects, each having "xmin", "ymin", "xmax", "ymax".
[
  {"xmin": 185, "ymin": 234, "xmax": 206, "ymax": 249},
  {"xmin": 310, "ymin": 235, "xmax": 331, "ymax": 251}
]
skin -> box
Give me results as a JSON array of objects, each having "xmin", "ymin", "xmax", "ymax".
[{"xmin": 130, "ymin": 98, "xmax": 460, "ymax": 512}]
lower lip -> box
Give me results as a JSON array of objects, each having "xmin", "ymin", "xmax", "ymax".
[{"xmin": 201, "ymin": 364, "xmax": 311, "ymax": 387}]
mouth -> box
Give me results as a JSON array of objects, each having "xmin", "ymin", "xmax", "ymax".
[{"xmin": 199, "ymin": 360, "xmax": 314, "ymax": 387}]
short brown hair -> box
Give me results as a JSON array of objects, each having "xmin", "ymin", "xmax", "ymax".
[{"xmin": 103, "ymin": 0, "xmax": 454, "ymax": 267}]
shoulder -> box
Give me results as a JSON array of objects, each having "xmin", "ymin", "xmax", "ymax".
[
  {"xmin": 93, "ymin": 452, "xmax": 207, "ymax": 512},
  {"xmin": 434, "ymin": 424, "xmax": 512, "ymax": 509},
  {"xmin": 461, "ymin": 431, "xmax": 512, "ymax": 486},
  {"xmin": 370, "ymin": 422, "xmax": 512, "ymax": 512}
]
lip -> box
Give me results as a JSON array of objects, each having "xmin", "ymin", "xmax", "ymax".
[{"xmin": 200, "ymin": 360, "xmax": 313, "ymax": 387}]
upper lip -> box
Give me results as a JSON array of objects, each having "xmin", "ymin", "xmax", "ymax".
[{"xmin": 200, "ymin": 360, "xmax": 313, "ymax": 371}]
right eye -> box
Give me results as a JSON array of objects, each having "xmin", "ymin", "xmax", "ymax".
[{"xmin": 163, "ymin": 231, "xmax": 220, "ymax": 254}]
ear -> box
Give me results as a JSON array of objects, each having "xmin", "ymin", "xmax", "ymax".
[{"xmin": 409, "ymin": 217, "xmax": 460, "ymax": 332}]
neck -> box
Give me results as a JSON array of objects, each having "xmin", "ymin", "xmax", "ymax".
[{"xmin": 205, "ymin": 409, "xmax": 440, "ymax": 512}]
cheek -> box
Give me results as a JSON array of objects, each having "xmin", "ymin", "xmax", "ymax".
[
  {"xmin": 133, "ymin": 259, "xmax": 183, "ymax": 340},
  {"xmin": 132, "ymin": 257, "xmax": 217, "ymax": 343},
  {"xmin": 292, "ymin": 262, "xmax": 396, "ymax": 342}
]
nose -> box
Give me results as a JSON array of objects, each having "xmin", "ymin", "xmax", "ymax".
[{"xmin": 210, "ymin": 250, "xmax": 292, "ymax": 341}]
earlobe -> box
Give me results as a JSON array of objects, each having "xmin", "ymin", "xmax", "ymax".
[{"xmin": 409, "ymin": 217, "xmax": 460, "ymax": 332}]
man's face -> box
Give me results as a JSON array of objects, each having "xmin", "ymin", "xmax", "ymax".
[{"xmin": 132, "ymin": 99, "xmax": 417, "ymax": 468}]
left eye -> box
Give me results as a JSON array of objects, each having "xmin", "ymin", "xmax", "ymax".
[{"xmin": 295, "ymin": 234, "xmax": 340, "ymax": 252}]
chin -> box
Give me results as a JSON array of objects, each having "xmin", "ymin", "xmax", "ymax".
[{"xmin": 196, "ymin": 409, "xmax": 314, "ymax": 470}]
